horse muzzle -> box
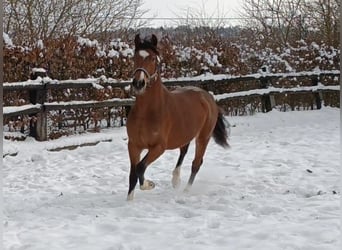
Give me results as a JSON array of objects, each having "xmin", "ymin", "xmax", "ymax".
[{"xmin": 131, "ymin": 79, "xmax": 147, "ymax": 94}]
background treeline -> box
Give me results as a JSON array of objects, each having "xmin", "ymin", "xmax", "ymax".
[
  {"xmin": 3, "ymin": 27, "xmax": 339, "ymax": 83},
  {"xmin": 3, "ymin": 0, "xmax": 340, "ymax": 82}
]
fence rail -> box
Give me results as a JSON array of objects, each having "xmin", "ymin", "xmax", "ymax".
[
  {"xmin": 3, "ymin": 104, "xmax": 42, "ymax": 117},
  {"xmin": 3, "ymin": 70, "xmax": 340, "ymax": 141},
  {"xmin": 4, "ymin": 70, "xmax": 339, "ymax": 91}
]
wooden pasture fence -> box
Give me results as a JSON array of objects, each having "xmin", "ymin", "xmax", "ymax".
[{"xmin": 3, "ymin": 70, "xmax": 340, "ymax": 141}]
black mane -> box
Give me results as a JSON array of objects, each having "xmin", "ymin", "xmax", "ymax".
[{"xmin": 135, "ymin": 39, "xmax": 159, "ymax": 55}]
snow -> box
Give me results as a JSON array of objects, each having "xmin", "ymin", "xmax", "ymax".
[
  {"xmin": 3, "ymin": 104, "xmax": 42, "ymax": 115},
  {"xmin": 3, "ymin": 70, "xmax": 339, "ymax": 89},
  {"xmin": 164, "ymin": 70, "xmax": 340, "ymax": 83},
  {"xmin": 55, "ymin": 78, "xmax": 104, "ymax": 90},
  {"xmin": 3, "ymin": 32, "xmax": 14, "ymax": 47},
  {"xmin": 3, "ymin": 108, "xmax": 340, "ymax": 250},
  {"xmin": 214, "ymin": 85, "xmax": 340, "ymax": 101},
  {"xmin": 32, "ymin": 68, "xmax": 46, "ymax": 74},
  {"xmin": 77, "ymin": 37, "xmax": 99, "ymax": 47},
  {"xmin": 36, "ymin": 40, "xmax": 44, "ymax": 49},
  {"xmin": 44, "ymin": 98, "xmax": 133, "ymax": 107},
  {"xmin": 121, "ymin": 48, "xmax": 134, "ymax": 58},
  {"xmin": 108, "ymin": 49, "xmax": 120, "ymax": 58},
  {"xmin": 3, "ymin": 78, "xmax": 105, "ymax": 90},
  {"xmin": 3, "ymin": 79, "xmax": 44, "ymax": 87}
]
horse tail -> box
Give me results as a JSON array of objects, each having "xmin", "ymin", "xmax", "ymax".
[{"xmin": 212, "ymin": 110, "xmax": 230, "ymax": 148}]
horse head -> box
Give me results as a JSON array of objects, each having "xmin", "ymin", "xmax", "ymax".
[{"xmin": 132, "ymin": 34, "xmax": 160, "ymax": 95}]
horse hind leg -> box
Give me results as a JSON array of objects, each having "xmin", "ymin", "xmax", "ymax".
[
  {"xmin": 172, "ymin": 143, "xmax": 190, "ymax": 188},
  {"xmin": 185, "ymin": 137, "xmax": 210, "ymax": 191}
]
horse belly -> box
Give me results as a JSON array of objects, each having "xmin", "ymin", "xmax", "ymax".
[
  {"xmin": 166, "ymin": 133, "xmax": 195, "ymax": 149},
  {"xmin": 166, "ymin": 113, "xmax": 203, "ymax": 149}
]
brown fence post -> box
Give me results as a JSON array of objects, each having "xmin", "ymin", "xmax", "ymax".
[
  {"xmin": 311, "ymin": 76, "xmax": 322, "ymax": 109},
  {"xmin": 29, "ymin": 68, "xmax": 48, "ymax": 141}
]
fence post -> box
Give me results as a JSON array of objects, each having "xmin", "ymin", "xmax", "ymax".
[
  {"xmin": 260, "ymin": 76, "xmax": 273, "ymax": 112},
  {"xmin": 29, "ymin": 68, "xmax": 48, "ymax": 141},
  {"xmin": 311, "ymin": 76, "xmax": 322, "ymax": 109}
]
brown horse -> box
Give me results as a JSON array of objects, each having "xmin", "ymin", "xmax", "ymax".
[{"xmin": 126, "ymin": 34, "xmax": 229, "ymax": 200}]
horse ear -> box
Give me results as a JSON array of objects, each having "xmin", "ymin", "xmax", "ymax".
[
  {"xmin": 151, "ymin": 34, "xmax": 158, "ymax": 47},
  {"xmin": 135, "ymin": 34, "xmax": 141, "ymax": 48}
]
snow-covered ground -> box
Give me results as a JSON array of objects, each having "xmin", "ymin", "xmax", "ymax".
[{"xmin": 3, "ymin": 108, "xmax": 340, "ymax": 250}]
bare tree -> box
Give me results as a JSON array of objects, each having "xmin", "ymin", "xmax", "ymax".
[
  {"xmin": 240, "ymin": 0, "xmax": 308, "ymax": 46},
  {"xmin": 304, "ymin": 0, "xmax": 340, "ymax": 46},
  {"xmin": 240, "ymin": 0, "xmax": 340, "ymax": 47},
  {"xmin": 3, "ymin": 0, "xmax": 149, "ymax": 45},
  {"xmin": 173, "ymin": 0, "xmax": 230, "ymax": 28}
]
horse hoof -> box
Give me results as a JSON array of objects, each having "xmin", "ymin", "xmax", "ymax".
[
  {"xmin": 172, "ymin": 177, "xmax": 181, "ymax": 189},
  {"xmin": 172, "ymin": 168, "xmax": 181, "ymax": 189},
  {"xmin": 184, "ymin": 185, "xmax": 191, "ymax": 193},
  {"xmin": 127, "ymin": 191, "xmax": 135, "ymax": 201},
  {"xmin": 140, "ymin": 180, "xmax": 155, "ymax": 190}
]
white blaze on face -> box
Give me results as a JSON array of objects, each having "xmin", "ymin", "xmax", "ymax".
[
  {"xmin": 139, "ymin": 50, "xmax": 150, "ymax": 59},
  {"xmin": 139, "ymin": 71, "xmax": 144, "ymax": 80}
]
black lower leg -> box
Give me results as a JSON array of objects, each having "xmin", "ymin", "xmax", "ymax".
[
  {"xmin": 136, "ymin": 162, "xmax": 146, "ymax": 186},
  {"xmin": 188, "ymin": 158, "xmax": 203, "ymax": 186},
  {"xmin": 128, "ymin": 166, "xmax": 138, "ymax": 195},
  {"xmin": 176, "ymin": 144, "xmax": 190, "ymax": 167},
  {"xmin": 136, "ymin": 154, "xmax": 148, "ymax": 186},
  {"xmin": 188, "ymin": 173, "xmax": 196, "ymax": 186}
]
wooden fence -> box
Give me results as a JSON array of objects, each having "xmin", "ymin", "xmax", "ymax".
[{"xmin": 3, "ymin": 70, "xmax": 340, "ymax": 141}]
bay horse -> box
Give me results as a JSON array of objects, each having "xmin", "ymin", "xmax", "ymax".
[{"xmin": 126, "ymin": 34, "xmax": 229, "ymax": 200}]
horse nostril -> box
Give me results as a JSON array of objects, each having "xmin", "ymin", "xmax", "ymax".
[
  {"xmin": 132, "ymin": 79, "xmax": 145, "ymax": 89},
  {"xmin": 132, "ymin": 79, "xmax": 137, "ymax": 87}
]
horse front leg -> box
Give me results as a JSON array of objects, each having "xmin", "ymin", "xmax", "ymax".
[
  {"xmin": 127, "ymin": 164, "xmax": 138, "ymax": 201},
  {"xmin": 135, "ymin": 154, "xmax": 155, "ymax": 190},
  {"xmin": 136, "ymin": 144, "xmax": 165, "ymax": 191},
  {"xmin": 127, "ymin": 142, "xmax": 142, "ymax": 201}
]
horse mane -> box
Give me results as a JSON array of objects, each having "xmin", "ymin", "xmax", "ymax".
[{"xmin": 135, "ymin": 38, "xmax": 160, "ymax": 55}]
